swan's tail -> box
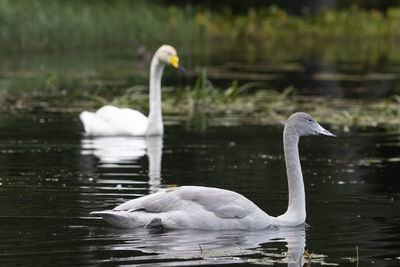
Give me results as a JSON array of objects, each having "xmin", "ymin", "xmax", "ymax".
[
  {"xmin": 90, "ymin": 210, "xmax": 146, "ymax": 228},
  {"xmin": 79, "ymin": 111, "xmax": 96, "ymax": 134},
  {"xmin": 79, "ymin": 111, "xmax": 110, "ymax": 136}
]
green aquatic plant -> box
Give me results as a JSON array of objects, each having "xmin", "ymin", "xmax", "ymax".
[
  {"xmin": 182, "ymin": 70, "xmax": 297, "ymax": 119},
  {"xmin": 348, "ymin": 245, "xmax": 359, "ymax": 265}
]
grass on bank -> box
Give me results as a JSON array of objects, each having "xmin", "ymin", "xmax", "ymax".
[
  {"xmin": 2, "ymin": 0, "xmax": 400, "ymax": 52},
  {"xmin": 0, "ymin": 0, "xmax": 197, "ymax": 52}
]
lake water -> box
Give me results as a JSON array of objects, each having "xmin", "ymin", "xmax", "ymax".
[
  {"xmin": 0, "ymin": 114, "xmax": 399, "ymax": 266},
  {"xmin": 0, "ymin": 40, "xmax": 400, "ymax": 265}
]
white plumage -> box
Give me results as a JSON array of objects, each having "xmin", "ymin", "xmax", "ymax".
[
  {"xmin": 91, "ymin": 112, "xmax": 336, "ymax": 230},
  {"xmin": 80, "ymin": 106, "xmax": 148, "ymax": 136},
  {"xmin": 92, "ymin": 186, "xmax": 274, "ymax": 230},
  {"xmin": 80, "ymin": 45, "xmax": 180, "ymax": 136}
]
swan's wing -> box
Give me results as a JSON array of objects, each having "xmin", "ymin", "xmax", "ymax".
[
  {"xmin": 113, "ymin": 188, "xmax": 186, "ymax": 212},
  {"xmin": 177, "ymin": 186, "xmax": 259, "ymax": 218},
  {"xmin": 114, "ymin": 186, "xmax": 261, "ymax": 219},
  {"xmin": 95, "ymin": 106, "xmax": 147, "ymax": 123}
]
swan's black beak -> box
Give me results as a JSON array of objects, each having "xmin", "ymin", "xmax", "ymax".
[
  {"xmin": 178, "ymin": 63, "xmax": 186, "ymax": 73},
  {"xmin": 316, "ymin": 125, "xmax": 336, "ymax": 138}
]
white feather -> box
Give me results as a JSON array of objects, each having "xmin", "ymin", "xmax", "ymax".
[
  {"xmin": 92, "ymin": 186, "xmax": 274, "ymax": 230},
  {"xmin": 80, "ymin": 106, "xmax": 148, "ymax": 136}
]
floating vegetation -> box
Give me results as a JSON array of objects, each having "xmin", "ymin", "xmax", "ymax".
[{"xmin": 347, "ymin": 246, "xmax": 360, "ymax": 266}]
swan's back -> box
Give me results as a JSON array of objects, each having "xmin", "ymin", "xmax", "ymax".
[
  {"xmin": 115, "ymin": 186, "xmax": 259, "ymax": 215},
  {"xmin": 80, "ymin": 105, "xmax": 148, "ymax": 136}
]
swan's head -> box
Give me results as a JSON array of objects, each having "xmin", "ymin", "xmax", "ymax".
[
  {"xmin": 155, "ymin": 45, "xmax": 180, "ymax": 68},
  {"xmin": 286, "ymin": 112, "xmax": 336, "ymax": 137}
]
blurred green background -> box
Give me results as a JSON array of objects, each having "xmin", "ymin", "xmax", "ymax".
[{"xmin": 0, "ymin": 0, "xmax": 400, "ymax": 130}]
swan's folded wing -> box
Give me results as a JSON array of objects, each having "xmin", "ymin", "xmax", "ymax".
[
  {"xmin": 96, "ymin": 106, "xmax": 147, "ymax": 124},
  {"xmin": 92, "ymin": 105, "xmax": 148, "ymax": 135},
  {"xmin": 176, "ymin": 186, "xmax": 260, "ymax": 219},
  {"xmin": 213, "ymin": 205, "xmax": 250, "ymax": 218},
  {"xmin": 113, "ymin": 188, "xmax": 183, "ymax": 212},
  {"xmin": 113, "ymin": 186, "xmax": 262, "ymax": 219}
]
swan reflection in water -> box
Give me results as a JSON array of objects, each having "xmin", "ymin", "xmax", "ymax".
[
  {"xmin": 81, "ymin": 136, "xmax": 163, "ymax": 191},
  {"xmin": 89, "ymin": 225, "xmax": 322, "ymax": 266}
]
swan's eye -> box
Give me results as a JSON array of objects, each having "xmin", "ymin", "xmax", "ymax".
[{"xmin": 308, "ymin": 119, "xmax": 312, "ymax": 122}]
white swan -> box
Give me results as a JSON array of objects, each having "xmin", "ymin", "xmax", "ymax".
[
  {"xmin": 79, "ymin": 45, "xmax": 180, "ymax": 136},
  {"xmin": 91, "ymin": 112, "xmax": 336, "ymax": 230}
]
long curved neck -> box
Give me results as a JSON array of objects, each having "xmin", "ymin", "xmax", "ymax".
[
  {"xmin": 278, "ymin": 125, "xmax": 306, "ymax": 224},
  {"xmin": 146, "ymin": 57, "xmax": 165, "ymax": 136}
]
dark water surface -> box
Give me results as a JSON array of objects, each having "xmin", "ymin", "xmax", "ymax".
[{"xmin": 0, "ymin": 114, "xmax": 399, "ymax": 266}]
